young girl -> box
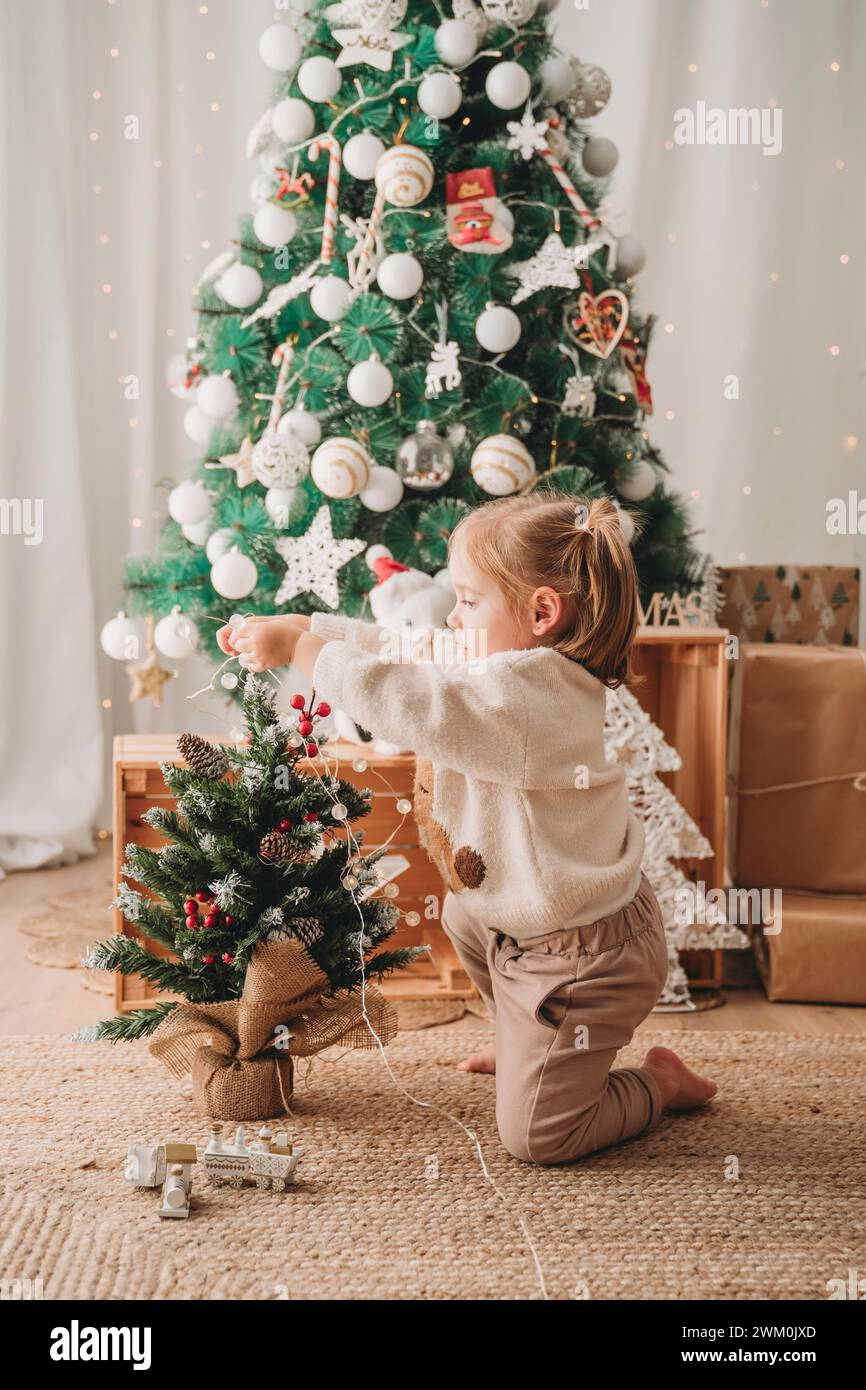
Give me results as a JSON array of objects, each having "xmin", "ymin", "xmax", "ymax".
[{"xmin": 217, "ymin": 492, "xmax": 716, "ymax": 1167}]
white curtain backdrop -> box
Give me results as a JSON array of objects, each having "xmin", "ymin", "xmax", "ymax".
[{"xmin": 0, "ymin": 0, "xmax": 863, "ymax": 872}]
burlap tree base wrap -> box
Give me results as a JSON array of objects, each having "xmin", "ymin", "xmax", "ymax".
[{"xmin": 149, "ymin": 938, "xmax": 398, "ymax": 1120}]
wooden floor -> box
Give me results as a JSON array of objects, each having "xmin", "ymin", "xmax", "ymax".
[{"xmin": 2, "ymin": 841, "xmax": 865, "ymax": 1036}]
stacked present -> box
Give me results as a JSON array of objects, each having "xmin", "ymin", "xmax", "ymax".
[
  {"xmin": 718, "ymin": 564, "xmax": 859, "ymax": 646},
  {"xmin": 728, "ymin": 641, "xmax": 866, "ymax": 1003}
]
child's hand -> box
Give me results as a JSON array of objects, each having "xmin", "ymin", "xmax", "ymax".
[
  {"xmin": 230, "ymin": 615, "xmax": 304, "ymax": 673},
  {"xmin": 216, "ymin": 623, "xmax": 241, "ymax": 657}
]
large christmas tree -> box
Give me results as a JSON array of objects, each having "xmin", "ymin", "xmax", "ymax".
[{"xmin": 107, "ymin": 0, "xmax": 704, "ymax": 688}]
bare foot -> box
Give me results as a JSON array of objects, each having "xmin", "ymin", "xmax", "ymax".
[
  {"xmin": 642, "ymin": 1045, "xmax": 717, "ymax": 1112},
  {"xmin": 457, "ymin": 1043, "xmax": 496, "ymax": 1075}
]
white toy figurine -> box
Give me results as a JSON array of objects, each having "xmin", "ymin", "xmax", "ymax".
[
  {"xmin": 156, "ymin": 1144, "xmax": 197, "ymax": 1220},
  {"xmin": 333, "ymin": 547, "xmax": 456, "ymax": 755},
  {"xmin": 124, "ymin": 1142, "xmax": 166, "ymax": 1189}
]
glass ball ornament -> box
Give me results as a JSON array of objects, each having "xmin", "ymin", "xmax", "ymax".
[
  {"xmin": 383, "ymin": 882, "xmax": 400, "ymax": 899},
  {"xmin": 346, "ymin": 354, "xmax": 393, "ymax": 408},
  {"xmin": 278, "ymin": 406, "xmax": 322, "ymax": 448},
  {"xmin": 352, "ymin": 757, "xmax": 368, "ymax": 772},
  {"xmin": 434, "ymin": 18, "xmax": 478, "ymax": 66},
  {"xmin": 394, "ymin": 420, "xmax": 454, "ymax": 491},
  {"xmin": 417, "ymin": 71, "xmax": 462, "ymax": 119},
  {"xmin": 220, "ymin": 671, "xmax": 239, "ymax": 690},
  {"xmin": 210, "ymin": 547, "xmax": 259, "ymax": 600},
  {"xmin": 404, "ymin": 910, "xmax": 421, "ymax": 927},
  {"xmin": 565, "ymin": 60, "xmax": 611, "ymax": 119},
  {"xmin": 475, "ymin": 303, "xmax": 522, "ymax": 353},
  {"xmin": 196, "ymin": 373, "xmax": 238, "ymax": 420},
  {"xmin": 310, "ymin": 275, "xmax": 352, "ymax": 322},
  {"xmin": 513, "ymin": 413, "xmax": 533, "ymax": 437},
  {"xmin": 343, "ymin": 872, "xmax": 360, "ymax": 891},
  {"xmin": 168, "ymin": 480, "xmax": 211, "ymax": 526},
  {"xmin": 154, "ymin": 606, "xmax": 198, "ymax": 659},
  {"xmin": 485, "ymin": 61, "xmax": 531, "ymax": 110},
  {"xmin": 288, "ymin": 733, "xmax": 303, "ymax": 748},
  {"xmin": 271, "ymin": 96, "xmax": 315, "ymax": 144},
  {"xmin": 100, "ymin": 611, "xmax": 142, "ymax": 662},
  {"xmin": 332, "ymin": 802, "xmax": 349, "ymax": 820},
  {"xmin": 582, "ymin": 136, "xmax": 619, "ymax": 178},
  {"xmin": 258, "ymin": 23, "xmax": 302, "ymax": 72},
  {"xmin": 343, "ymin": 131, "xmax": 386, "ymax": 180},
  {"xmin": 396, "ymin": 798, "xmax": 412, "ymax": 814},
  {"xmin": 297, "ymin": 55, "xmax": 342, "ymax": 103},
  {"xmin": 359, "ymin": 465, "xmax": 404, "ymax": 512},
  {"xmin": 216, "ymin": 262, "xmax": 263, "ymax": 309},
  {"xmin": 253, "ymin": 203, "xmax": 297, "ymax": 249},
  {"xmin": 376, "ymin": 251, "xmax": 423, "ymax": 300}
]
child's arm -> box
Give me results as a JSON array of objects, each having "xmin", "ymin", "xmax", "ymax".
[{"xmin": 308, "ymin": 611, "xmax": 396, "ymax": 656}]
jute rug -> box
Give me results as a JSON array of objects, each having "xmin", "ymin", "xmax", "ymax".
[{"xmin": 1, "ymin": 1030, "xmax": 863, "ymax": 1300}]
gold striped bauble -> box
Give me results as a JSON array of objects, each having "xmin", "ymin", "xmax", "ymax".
[
  {"xmin": 310, "ymin": 436, "xmax": 373, "ymax": 499},
  {"xmin": 470, "ymin": 433, "xmax": 536, "ymax": 496},
  {"xmin": 374, "ymin": 144, "xmax": 435, "ymax": 208}
]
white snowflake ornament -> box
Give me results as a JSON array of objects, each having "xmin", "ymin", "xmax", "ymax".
[
  {"xmin": 274, "ymin": 505, "xmax": 366, "ymax": 608},
  {"xmin": 506, "ymin": 110, "xmax": 549, "ymax": 160}
]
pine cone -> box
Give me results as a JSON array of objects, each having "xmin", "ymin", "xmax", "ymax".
[
  {"xmin": 260, "ymin": 830, "xmax": 297, "ymax": 863},
  {"xmin": 266, "ymin": 916, "xmax": 324, "ymax": 946},
  {"xmin": 177, "ymin": 732, "xmax": 228, "ymax": 780}
]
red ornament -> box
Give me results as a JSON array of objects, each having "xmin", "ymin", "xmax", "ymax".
[
  {"xmin": 306, "ymin": 742, "xmax": 318, "ymax": 756},
  {"xmin": 196, "ymin": 892, "xmax": 209, "ymax": 902},
  {"xmin": 225, "ymin": 915, "xmax": 233, "ymax": 925},
  {"xmin": 183, "ymin": 898, "xmax": 197, "ymax": 914},
  {"xmin": 290, "ymin": 694, "xmax": 306, "ymax": 710},
  {"xmin": 204, "ymin": 912, "xmax": 218, "ymax": 929},
  {"xmin": 185, "ymin": 914, "xmax": 198, "ymax": 929},
  {"xmin": 304, "ymin": 811, "xmax": 319, "ymax": 823},
  {"xmin": 315, "ymin": 702, "xmax": 331, "ymax": 717},
  {"xmin": 279, "ymin": 819, "xmax": 291, "ymax": 830},
  {"xmin": 222, "ymin": 952, "xmax": 234, "ymax": 965},
  {"xmin": 298, "ymin": 719, "xmax": 313, "ymax": 736},
  {"xmin": 202, "ymin": 955, "xmax": 215, "ymax": 965}
]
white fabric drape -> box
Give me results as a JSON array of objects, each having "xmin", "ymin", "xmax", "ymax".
[{"xmin": 0, "ymin": 0, "xmax": 863, "ymax": 876}]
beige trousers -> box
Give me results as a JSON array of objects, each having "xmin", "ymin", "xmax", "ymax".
[{"xmin": 441, "ymin": 874, "xmax": 670, "ymax": 1166}]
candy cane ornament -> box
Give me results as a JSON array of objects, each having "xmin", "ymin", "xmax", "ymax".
[
  {"xmin": 537, "ymin": 142, "xmax": 602, "ymax": 232},
  {"xmin": 308, "ymin": 134, "xmax": 342, "ymax": 266},
  {"xmin": 506, "ymin": 111, "xmax": 603, "ymax": 233}
]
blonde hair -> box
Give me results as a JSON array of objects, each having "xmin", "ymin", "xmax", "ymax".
[{"xmin": 449, "ymin": 491, "xmax": 641, "ymax": 688}]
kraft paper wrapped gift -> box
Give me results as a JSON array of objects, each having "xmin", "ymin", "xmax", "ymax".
[
  {"xmin": 728, "ymin": 643, "xmax": 866, "ymax": 893},
  {"xmin": 751, "ymin": 893, "xmax": 866, "ymax": 1005},
  {"xmin": 718, "ymin": 564, "xmax": 859, "ymax": 645}
]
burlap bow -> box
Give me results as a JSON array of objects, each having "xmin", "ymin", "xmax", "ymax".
[{"xmin": 149, "ymin": 938, "xmax": 398, "ymax": 1121}]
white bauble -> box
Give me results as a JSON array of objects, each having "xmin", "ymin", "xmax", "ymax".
[
  {"xmin": 182, "ymin": 520, "xmax": 211, "ymax": 545},
  {"xmin": 264, "ymin": 487, "xmax": 297, "ymax": 527},
  {"xmin": 417, "ymin": 72, "xmax": 462, "ymax": 119},
  {"xmin": 617, "ymin": 460, "xmax": 656, "ymax": 502},
  {"xmin": 435, "ymin": 19, "xmax": 478, "ymax": 66},
  {"xmin": 196, "ymin": 374, "xmax": 238, "ymax": 420},
  {"xmin": 297, "ymin": 55, "xmax": 342, "ymax": 102},
  {"xmin": 614, "ymin": 503, "xmax": 636, "ymax": 544},
  {"xmin": 166, "ymin": 352, "xmax": 196, "ymax": 400},
  {"xmin": 359, "ymin": 466, "xmax": 404, "ymax": 512},
  {"xmin": 251, "ymin": 429, "xmax": 310, "ymax": 489},
  {"xmin": 582, "ymin": 136, "xmax": 619, "ymax": 177},
  {"xmin": 343, "ymin": 131, "xmax": 386, "ymax": 180},
  {"xmin": 347, "ymin": 355, "xmax": 393, "ymax": 407},
  {"xmin": 271, "ymin": 96, "xmax": 315, "ymax": 144},
  {"xmin": 100, "ymin": 611, "xmax": 143, "ymax": 662},
  {"xmin": 154, "ymin": 606, "xmax": 199, "ymax": 659},
  {"xmin": 278, "ymin": 406, "xmax": 322, "ymax": 448},
  {"xmin": 258, "ymin": 23, "xmax": 302, "ymax": 72},
  {"xmin": 615, "ymin": 233, "xmax": 646, "ymax": 278},
  {"xmin": 310, "ymin": 274, "xmax": 352, "ymax": 322},
  {"xmin": 168, "ymin": 480, "xmax": 211, "ymax": 525},
  {"xmin": 375, "ymin": 145, "xmax": 435, "ymax": 207},
  {"xmin": 310, "ymin": 437, "xmax": 372, "ymax": 498},
  {"xmin": 365, "ymin": 543, "xmax": 392, "ymax": 571},
  {"xmin": 539, "ymin": 55, "xmax": 575, "ymax": 102},
  {"xmin": 470, "ymin": 434, "xmax": 535, "ymax": 495},
  {"xmin": 485, "ymin": 61, "xmax": 531, "ymax": 110},
  {"xmin": 481, "ymin": 0, "xmax": 538, "ymax": 22},
  {"xmin": 376, "ymin": 252, "xmax": 423, "ymax": 300},
  {"xmin": 206, "ymin": 527, "xmax": 236, "ymax": 564},
  {"xmin": 216, "ymin": 262, "xmax": 263, "ymax": 309},
  {"xmin": 210, "ymin": 548, "xmax": 258, "ymax": 600},
  {"xmin": 475, "ymin": 304, "xmax": 522, "ymax": 353},
  {"xmin": 183, "ymin": 405, "xmax": 214, "ymax": 445},
  {"xmin": 253, "ymin": 202, "xmax": 298, "ymax": 248}
]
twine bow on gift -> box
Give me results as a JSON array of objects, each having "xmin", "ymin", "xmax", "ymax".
[{"xmin": 149, "ymin": 938, "xmax": 398, "ymax": 1121}]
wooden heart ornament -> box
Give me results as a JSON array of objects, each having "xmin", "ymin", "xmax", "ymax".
[{"xmin": 564, "ymin": 288, "xmax": 629, "ymax": 359}]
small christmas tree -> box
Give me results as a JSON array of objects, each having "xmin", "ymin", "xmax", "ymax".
[{"xmin": 84, "ymin": 672, "xmax": 425, "ymax": 1042}]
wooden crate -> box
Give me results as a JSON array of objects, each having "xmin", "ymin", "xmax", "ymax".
[{"xmin": 113, "ymin": 627, "xmax": 730, "ymax": 1011}]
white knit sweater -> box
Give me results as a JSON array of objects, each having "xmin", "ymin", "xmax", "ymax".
[{"xmin": 309, "ymin": 613, "xmax": 644, "ymax": 942}]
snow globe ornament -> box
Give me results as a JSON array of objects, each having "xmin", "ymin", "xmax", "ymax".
[
  {"xmin": 310, "ymin": 436, "xmax": 373, "ymax": 498},
  {"xmin": 394, "ymin": 420, "xmax": 455, "ymax": 491},
  {"xmin": 251, "ymin": 428, "xmax": 310, "ymax": 490},
  {"xmin": 481, "ymin": 0, "xmax": 538, "ymax": 23},
  {"xmin": 375, "ymin": 145, "xmax": 435, "ymax": 208},
  {"xmin": 470, "ymin": 433, "xmax": 535, "ymax": 495}
]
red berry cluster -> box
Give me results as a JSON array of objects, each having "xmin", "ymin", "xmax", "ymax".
[
  {"xmin": 289, "ymin": 692, "xmax": 331, "ymax": 759},
  {"xmin": 183, "ymin": 892, "xmax": 234, "ymax": 967}
]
